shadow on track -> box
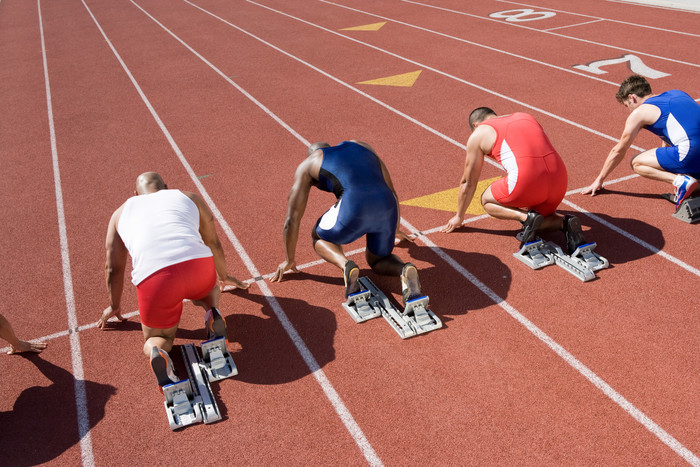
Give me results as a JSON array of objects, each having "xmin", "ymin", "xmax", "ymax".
[{"xmin": 0, "ymin": 354, "xmax": 116, "ymax": 466}]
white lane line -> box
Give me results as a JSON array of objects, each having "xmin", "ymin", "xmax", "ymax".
[
  {"xmin": 126, "ymin": 3, "xmax": 698, "ymax": 462},
  {"xmin": 203, "ymin": 1, "xmax": 700, "ymax": 277},
  {"xmin": 81, "ymin": 0, "xmax": 381, "ymax": 465},
  {"xmin": 497, "ymin": 0, "xmax": 700, "ymax": 36},
  {"xmin": 246, "ymin": 0, "xmax": 647, "ymax": 154},
  {"xmin": 402, "ymin": 0, "xmax": 700, "ymax": 68},
  {"xmin": 607, "ymin": 0, "xmax": 700, "ymax": 14},
  {"xmin": 319, "ymin": 1, "xmax": 620, "ymax": 86},
  {"xmin": 37, "ymin": 0, "xmax": 95, "ymax": 465},
  {"xmin": 544, "ymin": 19, "xmax": 605, "ymax": 32},
  {"xmin": 400, "ymin": 216, "xmax": 700, "ymax": 467}
]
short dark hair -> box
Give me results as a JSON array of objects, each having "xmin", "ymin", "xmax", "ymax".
[
  {"xmin": 468, "ymin": 107, "xmax": 497, "ymax": 131},
  {"xmin": 616, "ymin": 75, "xmax": 652, "ymax": 103}
]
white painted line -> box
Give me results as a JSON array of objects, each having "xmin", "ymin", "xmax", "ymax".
[
  {"xmin": 319, "ymin": 1, "xmax": 620, "ymax": 86},
  {"xmin": 544, "ymin": 19, "xmax": 605, "ymax": 32},
  {"xmin": 496, "ymin": 0, "xmax": 700, "ymax": 36},
  {"xmin": 402, "ymin": 0, "xmax": 700, "ymax": 67},
  {"xmin": 401, "ymin": 216, "xmax": 700, "ymax": 467},
  {"xmin": 562, "ymin": 198, "xmax": 700, "ymax": 277},
  {"xmin": 246, "ymin": 0, "xmax": 647, "ymax": 155},
  {"xmin": 607, "ymin": 0, "xmax": 700, "ymax": 13},
  {"xmin": 37, "ymin": 1, "xmax": 95, "ymax": 465},
  {"xmin": 131, "ymin": 2, "xmax": 698, "ymax": 461},
  {"xmin": 82, "ymin": 0, "xmax": 382, "ymax": 464}
]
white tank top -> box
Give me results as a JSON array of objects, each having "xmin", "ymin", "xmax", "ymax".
[{"xmin": 117, "ymin": 190, "xmax": 213, "ymax": 285}]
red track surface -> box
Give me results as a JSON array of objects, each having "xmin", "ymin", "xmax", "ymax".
[{"xmin": 1, "ymin": 0, "xmax": 698, "ymax": 465}]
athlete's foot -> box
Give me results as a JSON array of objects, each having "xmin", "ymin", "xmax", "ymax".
[
  {"xmin": 343, "ymin": 260, "xmax": 360, "ymax": 298},
  {"xmin": 519, "ymin": 210, "xmax": 543, "ymax": 248},
  {"xmin": 401, "ymin": 262, "xmax": 423, "ymax": 307},
  {"xmin": 562, "ymin": 215, "xmax": 586, "ymax": 255},
  {"xmin": 673, "ymin": 174, "xmax": 698, "ymax": 211},
  {"xmin": 205, "ymin": 307, "xmax": 226, "ymax": 341},
  {"xmin": 150, "ymin": 347, "xmax": 179, "ymax": 387}
]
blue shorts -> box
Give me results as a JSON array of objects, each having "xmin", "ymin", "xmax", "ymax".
[
  {"xmin": 315, "ymin": 189, "xmax": 397, "ymax": 257},
  {"xmin": 656, "ymin": 145, "xmax": 700, "ymax": 177}
]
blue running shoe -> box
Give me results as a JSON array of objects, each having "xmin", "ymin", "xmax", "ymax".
[{"xmin": 673, "ymin": 175, "xmax": 698, "ymax": 211}]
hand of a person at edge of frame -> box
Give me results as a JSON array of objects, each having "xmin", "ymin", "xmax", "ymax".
[
  {"xmin": 97, "ymin": 305, "xmax": 126, "ymax": 330},
  {"xmin": 220, "ymin": 275, "xmax": 250, "ymax": 291},
  {"xmin": 441, "ymin": 215, "xmax": 464, "ymax": 233},
  {"xmin": 270, "ymin": 260, "xmax": 298, "ymax": 282},
  {"xmin": 581, "ymin": 180, "xmax": 603, "ymax": 196},
  {"xmin": 8, "ymin": 340, "xmax": 48, "ymax": 355},
  {"xmin": 395, "ymin": 229, "xmax": 415, "ymax": 243}
]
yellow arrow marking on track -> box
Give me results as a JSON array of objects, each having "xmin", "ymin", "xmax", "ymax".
[
  {"xmin": 401, "ymin": 177, "xmax": 500, "ymax": 215},
  {"xmin": 357, "ymin": 70, "xmax": 422, "ymax": 87},
  {"xmin": 340, "ymin": 21, "xmax": 386, "ymax": 31}
]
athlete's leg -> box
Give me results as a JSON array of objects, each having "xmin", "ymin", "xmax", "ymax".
[
  {"xmin": 312, "ymin": 228, "xmax": 348, "ymax": 270},
  {"xmin": 142, "ymin": 324, "xmax": 178, "ymax": 356},
  {"xmin": 481, "ymin": 186, "xmax": 528, "ymax": 222},
  {"xmin": 365, "ymin": 249, "xmax": 404, "ymax": 276},
  {"xmin": 631, "ymin": 149, "xmax": 676, "ymax": 183}
]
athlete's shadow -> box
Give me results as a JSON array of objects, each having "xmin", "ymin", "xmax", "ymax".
[
  {"xmin": 369, "ymin": 240, "xmax": 513, "ymax": 323},
  {"xmin": 214, "ymin": 289, "xmax": 338, "ymax": 386},
  {"xmin": 0, "ymin": 354, "xmax": 116, "ymax": 466}
]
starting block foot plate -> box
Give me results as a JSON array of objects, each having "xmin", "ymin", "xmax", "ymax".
[
  {"xmin": 513, "ymin": 239, "xmax": 554, "ymax": 270},
  {"xmin": 163, "ymin": 379, "xmax": 203, "ymax": 431},
  {"xmin": 201, "ymin": 337, "xmax": 238, "ymax": 382},
  {"xmin": 673, "ymin": 196, "xmax": 700, "ymax": 223},
  {"xmin": 342, "ymin": 287, "xmax": 381, "ymax": 323}
]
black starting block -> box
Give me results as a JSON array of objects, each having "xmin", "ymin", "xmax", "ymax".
[
  {"xmin": 673, "ymin": 197, "xmax": 700, "ymax": 223},
  {"xmin": 342, "ymin": 276, "xmax": 442, "ymax": 339}
]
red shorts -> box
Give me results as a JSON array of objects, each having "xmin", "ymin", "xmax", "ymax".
[
  {"xmin": 136, "ymin": 256, "xmax": 216, "ymax": 329},
  {"xmin": 490, "ymin": 152, "xmax": 567, "ymax": 217}
]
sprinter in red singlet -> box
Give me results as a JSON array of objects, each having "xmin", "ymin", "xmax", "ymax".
[{"xmin": 442, "ymin": 107, "xmax": 584, "ymax": 252}]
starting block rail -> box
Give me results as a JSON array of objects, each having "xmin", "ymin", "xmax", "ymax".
[
  {"xmin": 343, "ymin": 276, "xmax": 442, "ymax": 339},
  {"xmin": 181, "ymin": 343, "xmax": 221, "ymax": 426}
]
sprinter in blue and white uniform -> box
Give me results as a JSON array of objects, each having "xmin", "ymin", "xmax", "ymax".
[
  {"xmin": 583, "ymin": 75, "xmax": 700, "ymax": 210},
  {"xmin": 271, "ymin": 140, "xmax": 423, "ymax": 304}
]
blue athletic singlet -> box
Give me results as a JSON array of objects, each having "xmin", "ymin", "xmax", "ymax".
[
  {"xmin": 314, "ymin": 141, "xmax": 398, "ymax": 257},
  {"xmin": 644, "ymin": 90, "xmax": 700, "ymax": 176}
]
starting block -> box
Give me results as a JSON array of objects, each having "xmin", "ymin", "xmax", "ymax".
[
  {"xmin": 513, "ymin": 239, "xmax": 554, "ymax": 270},
  {"xmin": 514, "ymin": 238, "xmax": 609, "ymax": 282},
  {"xmin": 200, "ymin": 337, "xmax": 238, "ymax": 382},
  {"xmin": 342, "ymin": 287, "xmax": 382, "ymax": 323},
  {"xmin": 162, "ymin": 379, "xmax": 203, "ymax": 430},
  {"xmin": 345, "ymin": 276, "xmax": 441, "ymax": 339},
  {"xmin": 673, "ymin": 197, "xmax": 700, "ymax": 223}
]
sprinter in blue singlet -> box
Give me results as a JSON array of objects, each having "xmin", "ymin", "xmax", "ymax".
[
  {"xmin": 271, "ymin": 140, "xmax": 423, "ymax": 304},
  {"xmin": 583, "ymin": 75, "xmax": 700, "ymax": 211}
]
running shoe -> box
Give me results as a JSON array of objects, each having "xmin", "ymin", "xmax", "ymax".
[
  {"xmin": 150, "ymin": 347, "xmax": 178, "ymax": 387},
  {"xmin": 343, "ymin": 260, "xmax": 360, "ymax": 298},
  {"xmin": 401, "ymin": 262, "xmax": 423, "ymax": 306},
  {"xmin": 205, "ymin": 307, "xmax": 226, "ymax": 340},
  {"xmin": 519, "ymin": 210, "xmax": 543, "ymax": 248},
  {"xmin": 562, "ymin": 215, "xmax": 586, "ymax": 255},
  {"xmin": 673, "ymin": 174, "xmax": 698, "ymax": 211}
]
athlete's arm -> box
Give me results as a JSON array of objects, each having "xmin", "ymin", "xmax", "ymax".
[
  {"xmin": 582, "ymin": 104, "xmax": 659, "ymax": 196},
  {"xmin": 442, "ymin": 130, "xmax": 485, "ymax": 233},
  {"xmin": 98, "ymin": 206, "xmax": 128, "ymax": 329},
  {"xmin": 271, "ymin": 158, "xmax": 315, "ymax": 282},
  {"xmin": 186, "ymin": 192, "xmax": 249, "ymax": 290}
]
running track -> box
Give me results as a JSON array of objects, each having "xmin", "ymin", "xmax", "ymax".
[{"xmin": 1, "ymin": 0, "xmax": 698, "ymax": 465}]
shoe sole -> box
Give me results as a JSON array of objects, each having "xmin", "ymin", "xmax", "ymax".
[
  {"xmin": 520, "ymin": 213, "xmax": 543, "ymax": 247},
  {"xmin": 565, "ymin": 216, "xmax": 586, "ymax": 254},
  {"xmin": 344, "ymin": 261, "xmax": 360, "ymax": 298},
  {"xmin": 151, "ymin": 351, "xmax": 173, "ymax": 387},
  {"xmin": 401, "ymin": 263, "xmax": 422, "ymax": 305},
  {"xmin": 676, "ymin": 180, "xmax": 698, "ymax": 210}
]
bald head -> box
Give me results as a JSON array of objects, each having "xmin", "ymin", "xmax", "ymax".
[{"xmin": 135, "ymin": 172, "xmax": 166, "ymax": 195}]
